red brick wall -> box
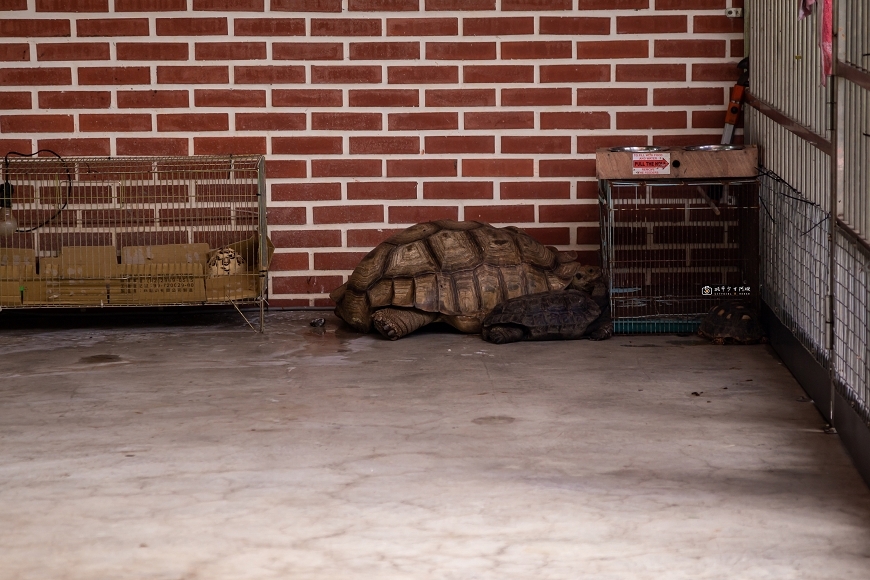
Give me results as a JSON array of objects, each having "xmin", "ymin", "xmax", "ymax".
[{"xmin": 0, "ymin": 0, "xmax": 744, "ymax": 306}]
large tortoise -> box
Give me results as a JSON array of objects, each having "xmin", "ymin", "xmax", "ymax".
[{"xmin": 330, "ymin": 220, "xmax": 602, "ymax": 340}]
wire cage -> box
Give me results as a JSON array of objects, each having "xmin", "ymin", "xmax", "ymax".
[
  {"xmin": 599, "ymin": 179, "xmax": 760, "ymax": 333},
  {"xmin": 0, "ymin": 154, "xmax": 269, "ymax": 317},
  {"xmin": 757, "ymin": 168, "xmax": 870, "ymax": 426}
]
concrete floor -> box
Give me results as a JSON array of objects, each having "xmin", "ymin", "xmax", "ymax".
[{"xmin": 1, "ymin": 310, "xmax": 869, "ymax": 580}]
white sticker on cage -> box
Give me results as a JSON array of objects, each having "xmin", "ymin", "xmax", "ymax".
[{"xmin": 632, "ymin": 152, "xmax": 671, "ymax": 175}]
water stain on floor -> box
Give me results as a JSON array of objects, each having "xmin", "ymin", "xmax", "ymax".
[
  {"xmin": 79, "ymin": 354, "xmax": 122, "ymax": 364},
  {"xmin": 472, "ymin": 416, "xmax": 516, "ymax": 425}
]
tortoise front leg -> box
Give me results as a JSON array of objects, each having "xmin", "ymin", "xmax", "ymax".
[
  {"xmin": 482, "ymin": 325, "xmax": 525, "ymax": 344},
  {"xmin": 372, "ymin": 308, "xmax": 439, "ymax": 340},
  {"xmin": 586, "ymin": 321, "xmax": 613, "ymax": 341}
]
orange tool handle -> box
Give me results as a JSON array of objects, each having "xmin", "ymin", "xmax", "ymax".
[{"xmin": 724, "ymin": 84, "xmax": 745, "ymax": 126}]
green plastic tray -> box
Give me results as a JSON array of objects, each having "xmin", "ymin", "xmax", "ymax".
[{"xmin": 614, "ymin": 320, "xmax": 702, "ymax": 334}]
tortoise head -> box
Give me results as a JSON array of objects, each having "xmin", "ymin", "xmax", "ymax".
[{"xmin": 568, "ymin": 265, "xmax": 604, "ymax": 293}]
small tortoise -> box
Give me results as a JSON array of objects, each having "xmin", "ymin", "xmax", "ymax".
[
  {"xmin": 208, "ymin": 246, "xmax": 246, "ymax": 276},
  {"xmin": 331, "ymin": 220, "xmax": 602, "ymax": 340},
  {"xmin": 575, "ymin": 271, "xmax": 613, "ymax": 341},
  {"xmin": 481, "ymin": 290, "xmax": 602, "ymax": 344},
  {"xmin": 698, "ymin": 300, "xmax": 766, "ymax": 345}
]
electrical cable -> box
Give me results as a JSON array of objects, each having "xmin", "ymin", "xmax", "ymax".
[
  {"xmin": 756, "ymin": 165, "xmax": 823, "ymax": 207},
  {"xmin": 757, "ymin": 165, "xmax": 830, "ymax": 235},
  {"xmin": 2, "ymin": 149, "xmax": 71, "ymax": 233}
]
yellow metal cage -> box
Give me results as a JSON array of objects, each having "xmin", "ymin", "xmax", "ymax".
[{"xmin": 0, "ymin": 154, "xmax": 269, "ymax": 326}]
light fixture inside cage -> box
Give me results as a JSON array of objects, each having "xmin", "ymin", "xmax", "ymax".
[{"xmin": 1, "ymin": 149, "xmax": 75, "ymax": 238}]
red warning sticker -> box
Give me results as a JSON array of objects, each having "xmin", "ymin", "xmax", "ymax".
[{"xmin": 632, "ymin": 152, "xmax": 671, "ymax": 175}]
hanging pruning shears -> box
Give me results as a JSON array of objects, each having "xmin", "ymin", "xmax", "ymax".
[{"xmin": 722, "ymin": 57, "xmax": 749, "ymax": 145}]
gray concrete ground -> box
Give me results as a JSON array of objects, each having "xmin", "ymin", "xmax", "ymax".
[{"xmin": 1, "ymin": 310, "xmax": 869, "ymax": 580}]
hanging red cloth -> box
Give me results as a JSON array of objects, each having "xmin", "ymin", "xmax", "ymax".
[{"xmin": 799, "ymin": 0, "xmax": 833, "ymax": 85}]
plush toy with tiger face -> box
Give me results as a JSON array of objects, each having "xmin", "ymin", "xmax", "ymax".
[{"xmin": 209, "ymin": 246, "xmax": 246, "ymax": 276}]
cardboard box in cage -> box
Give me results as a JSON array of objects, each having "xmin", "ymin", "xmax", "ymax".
[
  {"xmin": 206, "ymin": 274, "xmax": 258, "ymax": 302},
  {"xmin": 16, "ymin": 238, "xmax": 271, "ymax": 306},
  {"xmin": 35, "ymin": 278, "xmax": 120, "ymax": 305},
  {"xmin": 26, "ymin": 246, "xmax": 119, "ymax": 305},
  {"xmin": 0, "ymin": 248, "xmax": 36, "ymax": 268},
  {"xmin": 122, "ymin": 243, "xmax": 209, "ymax": 268},
  {"xmin": 0, "ymin": 265, "xmax": 32, "ymax": 306},
  {"xmin": 0, "ymin": 249, "xmax": 36, "ymax": 306},
  {"xmin": 39, "ymin": 246, "xmax": 118, "ymax": 279},
  {"xmin": 117, "ymin": 244, "xmax": 209, "ymax": 304},
  {"xmin": 0, "ymin": 281, "xmax": 22, "ymax": 305},
  {"xmin": 205, "ymin": 235, "xmax": 274, "ymax": 303},
  {"xmin": 20, "ymin": 282, "xmax": 43, "ymax": 305},
  {"xmin": 113, "ymin": 243, "xmax": 211, "ymax": 304},
  {"xmin": 0, "ymin": 279, "xmax": 20, "ymax": 305},
  {"xmin": 112, "ymin": 262, "xmax": 206, "ymax": 304}
]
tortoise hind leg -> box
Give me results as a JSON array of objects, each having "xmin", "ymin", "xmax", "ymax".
[
  {"xmin": 372, "ymin": 308, "xmax": 438, "ymax": 340},
  {"xmin": 482, "ymin": 325, "xmax": 525, "ymax": 344}
]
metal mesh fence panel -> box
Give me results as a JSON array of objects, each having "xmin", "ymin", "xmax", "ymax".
[
  {"xmin": 758, "ymin": 169, "xmax": 830, "ymax": 365},
  {"xmin": 833, "ymin": 228, "xmax": 870, "ymax": 425}
]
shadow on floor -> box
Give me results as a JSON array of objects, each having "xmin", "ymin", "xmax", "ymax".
[{"xmin": 0, "ymin": 305, "xmax": 265, "ymax": 330}]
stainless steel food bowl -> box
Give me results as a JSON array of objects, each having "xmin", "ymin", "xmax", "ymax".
[
  {"xmin": 683, "ymin": 144, "xmax": 745, "ymax": 151},
  {"xmin": 608, "ymin": 146, "xmax": 669, "ymax": 152}
]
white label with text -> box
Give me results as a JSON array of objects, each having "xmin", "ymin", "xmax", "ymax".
[{"xmin": 632, "ymin": 152, "xmax": 671, "ymax": 175}]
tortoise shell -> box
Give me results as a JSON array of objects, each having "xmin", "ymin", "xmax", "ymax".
[
  {"xmin": 698, "ymin": 300, "xmax": 765, "ymax": 344},
  {"xmin": 481, "ymin": 290, "xmax": 601, "ymax": 343},
  {"xmin": 331, "ymin": 220, "xmax": 587, "ymax": 333}
]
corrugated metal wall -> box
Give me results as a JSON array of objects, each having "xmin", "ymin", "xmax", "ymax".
[
  {"xmin": 747, "ymin": 0, "xmax": 870, "ymax": 426},
  {"xmin": 746, "ymin": 107, "xmax": 830, "ymax": 207},
  {"xmin": 748, "ymin": 2, "xmax": 831, "ymax": 139},
  {"xmin": 840, "ymin": 79, "xmax": 870, "ymax": 239},
  {"xmin": 843, "ymin": 0, "xmax": 870, "ymax": 73}
]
